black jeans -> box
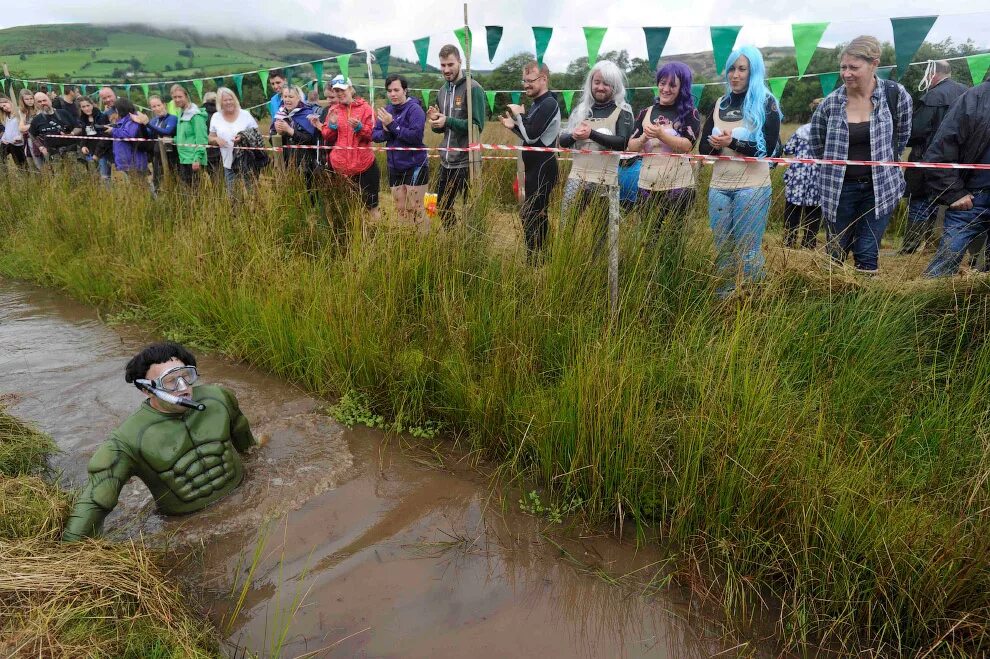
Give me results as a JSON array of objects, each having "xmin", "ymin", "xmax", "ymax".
[
  {"xmin": 1, "ymin": 142, "xmax": 27, "ymax": 167},
  {"xmin": 436, "ymin": 166, "xmax": 469, "ymax": 229},
  {"xmin": 783, "ymin": 202, "xmax": 822, "ymax": 249},
  {"xmin": 520, "ymin": 155, "xmax": 559, "ymax": 259}
]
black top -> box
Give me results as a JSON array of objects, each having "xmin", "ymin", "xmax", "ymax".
[
  {"xmin": 845, "ymin": 121, "xmax": 872, "ymax": 179},
  {"xmin": 77, "ymin": 112, "xmax": 112, "ymax": 158},
  {"xmin": 29, "ymin": 110, "xmax": 77, "ymax": 153},
  {"xmin": 967, "ymin": 140, "xmax": 990, "ymax": 191},
  {"xmin": 631, "ymin": 103, "xmax": 701, "ymax": 146},
  {"xmin": 53, "ymin": 96, "xmax": 81, "ymax": 122},
  {"xmin": 559, "ymin": 100, "xmax": 634, "ymax": 151},
  {"xmin": 512, "ymin": 91, "xmax": 561, "ymax": 167},
  {"xmin": 699, "ymin": 91, "xmax": 781, "ymax": 157}
]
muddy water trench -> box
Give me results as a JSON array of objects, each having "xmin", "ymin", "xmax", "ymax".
[{"xmin": 0, "ymin": 279, "xmax": 756, "ymax": 658}]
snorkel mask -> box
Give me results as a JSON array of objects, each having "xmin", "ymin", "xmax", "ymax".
[{"xmin": 135, "ymin": 365, "xmax": 205, "ymax": 411}]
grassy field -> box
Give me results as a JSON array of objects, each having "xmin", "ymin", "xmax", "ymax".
[
  {"xmin": 0, "ymin": 405, "xmax": 220, "ymax": 658},
  {"xmin": 1, "ymin": 137, "xmax": 989, "ymax": 656},
  {"xmin": 0, "ymin": 24, "xmax": 338, "ymax": 79}
]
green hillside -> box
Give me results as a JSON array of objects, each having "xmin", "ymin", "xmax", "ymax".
[{"xmin": 0, "ymin": 23, "xmax": 430, "ymax": 82}]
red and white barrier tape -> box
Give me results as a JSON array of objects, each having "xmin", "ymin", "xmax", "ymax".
[{"xmin": 52, "ymin": 134, "xmax": 990, "ymax": 170}]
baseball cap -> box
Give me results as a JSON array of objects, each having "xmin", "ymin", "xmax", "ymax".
[{"xmin": 331, "ymin": 75, "xmax": 352, "ymax": 90}]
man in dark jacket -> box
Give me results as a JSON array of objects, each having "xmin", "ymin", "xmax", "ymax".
[
  {"xmin": 28, "ymin": 92, "xmax": 76, "ymax": 166},
  {"xmin": 922, "ymin": 79, "xmax": 990, "ymax": 277},
  {"xmin": 52, "ymin": 85, "xmax": 81, "ymax": 123},
  {"xmin": 900, "ymin": 61, "xmax": 969, "ymax": 254}
]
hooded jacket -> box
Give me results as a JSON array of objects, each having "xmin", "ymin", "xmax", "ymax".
[
  {"xmin": 372, "ymin": 97, "xmax": 427, "ymax": 173},
  {"xmin": 271, "ymin": 101, "xmax": 319, "ymax": 170},
  {"xmin": 905, "ymin": 76, "xmax": 968, "ymax": 195},
  {"xmin": 111, "ymin": 115, "xmax": 149, "ymax": 172},
  {"xmin": 924, "ymin": 81, "xmax": 990, "ymax": 205},
  {"xmin": 175, "ymin": 103, "xmax": 208, "ymax": 166},
  {"xmin": 320, "ymin": 96, "xmax": 375, "ymax": 176},
  {"xmin": 432, "ymin": 74, "xmax": 485, "ymax": 169}
]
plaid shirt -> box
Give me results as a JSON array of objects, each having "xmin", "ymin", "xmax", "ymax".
[{"xmin": 808, "ymin": 78, "xmax": 913, "ymax": 222}]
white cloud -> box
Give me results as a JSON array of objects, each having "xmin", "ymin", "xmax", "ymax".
[{"xmin": 3, "ymin": 0, "xmax": 989, "ymax": 71}]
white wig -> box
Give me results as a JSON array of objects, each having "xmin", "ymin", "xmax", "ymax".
[{"xmin": 568, "ymin": 60, "xmax": 630, "ymax": 129}]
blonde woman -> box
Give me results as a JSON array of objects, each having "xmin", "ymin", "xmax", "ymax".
[
  {"xmin": 0, "ymin": 95, "xmax": 27, "ymax": 167},
  {"xmin": 208, "ymin": 87, "xmax": 258, "ymax": 193},
  {"xmin": 17, "ymin": 89, "xmax": 40, "ymax": 169},
  {"xmin": 809, "ymin": 35, "xmax": 912, "ymax": 274}
]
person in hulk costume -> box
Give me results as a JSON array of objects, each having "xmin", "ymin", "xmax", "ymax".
[{"xmin": 62, "ymin": 342, "xmax": 256, "ymax": 541}]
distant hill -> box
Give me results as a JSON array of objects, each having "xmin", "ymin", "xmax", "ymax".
[{"xmin": 0, "ymin": 23, "xmax": 429, "ymax": 82}]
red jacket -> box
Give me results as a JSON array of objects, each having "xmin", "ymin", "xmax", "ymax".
[{"xmin": 320, "ymin": 97, "xmax": 375, "ymax": 176}]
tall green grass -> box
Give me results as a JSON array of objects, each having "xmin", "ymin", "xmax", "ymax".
[{"xmin": 1, "ymin": 163, "xmax": 988, "ymax": 655}]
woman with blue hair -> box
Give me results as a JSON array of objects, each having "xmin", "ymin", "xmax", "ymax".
[
  {"xmin": 560, "ymin": 60, "xmax": 635, "ymax": 248},
  {"xmin": 627, "ymin": 61, "xmax": 701, "ymax": 240},
  {"xmin": 699, "ymin": 45, "xmax": 782, "ymax": 297}
]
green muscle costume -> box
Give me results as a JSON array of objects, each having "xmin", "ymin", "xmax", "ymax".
[{"xmin": 62, "ymin": 384, "xmax": 255, "ymax": 541}]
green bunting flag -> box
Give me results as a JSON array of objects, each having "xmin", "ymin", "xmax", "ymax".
[
  {"xmin": 486, "ymin": 26, "xmax": 503, "ymax": 61},
  {"xmin": 768, "ymin": 77, "xmax": 788, "ymax": 100},
  {"xmin": 625, "ymin": 88, "xmax": 634, "ymax": 104},
  {"xmin": 414, "ymin": 37, "xmax": 431, "ymax": 72},
  {"xmin": 258, "ymin": 70, "xmax": 270, "ymax": 92},
  {"xmin": 192, "ymin": 79, "xmax": 203, "ymax": 101},
  {"xmin": 59, "ymin": 83, "xmax": 65, "ymax": 95},
  {"xmin": 141, "ymin": 83, "xmax": 150, "ymax": 99},
  {"xmin": 374, "ymin": 47, "xmax": 391, "ymax": 78},
  {"xmin": 213, "ymin": 77, "xmax": 224, "ymax": 90},
  {"xmin": 454, "ymin": 26, "xmax": 472, "ymax": 59},
  {"xmin": 583, "ymin": 27, "xmax": 607, "ymax": 65},
  {"xmin": 967, "ymin": 52, "xmax": 990, "ymax": 85},
  {"xmin": 312, "ymin": 61, "xmax": 324, "ymax": 88},
  {"xmin": 711, "ymin": 25, "xmax": 743, "ymax": 76},
  {"xmin": 791, "ymin": 22, "xmax": 829, "ymax": 77},
  {"xmin": 233, "ymin": 74, "xmax": 244, "ymax": 97},
  {"xmin": 511, "ymin": 91, "xmax": 521, "ymax": 105},
  {"xmin": 876, "ymin": 66, "xmax": 894, "ymax": 80},
  {"xmin": 80, "ymin": 84, "xmax": 88, "ymax": 96},
  {"xmin": 819, "ymin": 71, "xmax": 839, "ymax": 95},
  {"xmin": 337, "ymin": 53, "xmax": 351, "ymax": 80},
  {"xmin": 690, "ymin": 83, "xmax": 704, "ymax": 105},
  {"xmin": 643, "ymin": 27, "xmax": 671, "ymax": 72},
  {"xmin": 124, "ymin": 84, "xmax": 132, "ymax": 97},
  {"xmin": 533, "ymin": 27, "xmax": 553, "ymax": 67},
  {"xmin": 890, "ymin": 16, "xmax": 938, "ymax": 79},
  {"xmin": 420, "ymin": 89, "xmax": 431, "ymax": 107},
  {"xmin": 485, "ymin": 90, "xmax": 496, "ymax": 112},
  {"xmin": 561, "ymin": 89, "xmax": 575, "ymax": 113}
]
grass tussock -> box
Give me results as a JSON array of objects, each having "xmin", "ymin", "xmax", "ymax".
[
  {"xmin": 1, "ymin": 160, "xmax": 989, "ymax": 655},
  {"xmin": 0, "ymin": 405, "xmax": 220, "ymax": 658}
]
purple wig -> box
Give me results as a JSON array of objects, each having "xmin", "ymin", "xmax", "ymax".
[{"xmin": 655, "ymin": 61, "xmax": 697, "ymax": 130}]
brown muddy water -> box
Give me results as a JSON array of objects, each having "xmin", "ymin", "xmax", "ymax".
[{"xmin": 0, "ymin": 279, "xmax": 756, "ymax": 658}]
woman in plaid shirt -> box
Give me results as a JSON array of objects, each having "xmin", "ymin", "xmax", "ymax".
[{"xmin": 809, "ymin": 35, "xmax": 912, "ymax": 274}]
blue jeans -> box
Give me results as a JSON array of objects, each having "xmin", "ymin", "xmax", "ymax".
[
  {"xmin": 826, "ymin": 179, "xmax": 892, "ymax": 272},
  {"xmin": 97, "ymin": 156, "xmax": 112, "ymax": 180},
  {"xmin": 708, "ymin": 186, "xmax": 771, "ymax": 285},
  {"xmin": 924, "ymin": 192, "xmax": 990, "ymax": 278}
]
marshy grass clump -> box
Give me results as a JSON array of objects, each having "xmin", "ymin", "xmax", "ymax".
[
  {"xmin": 0, "ymin": 405, "xmax": 220, "ymax": 658},
  {"xmin": 1, "ymin": 161, "xmax": 989, "ymax": 655}
]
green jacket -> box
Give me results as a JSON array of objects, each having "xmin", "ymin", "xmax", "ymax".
[
  {"xmin": 62, "ymin": 384, "xmax": 255, "ymax": 541},
  {"xmin": 175, "ymin": 104, "xmax": 208, "ymax": 166}
]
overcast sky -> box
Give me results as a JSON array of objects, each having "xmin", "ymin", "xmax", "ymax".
[{"xmin": 4, "ymin": 1, "xmax": 990, "ymax": 71}]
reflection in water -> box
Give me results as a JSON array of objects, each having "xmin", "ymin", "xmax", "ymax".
[{"xmin": 0, "ymin": 279, "xmax": 745, "ymax": 658}]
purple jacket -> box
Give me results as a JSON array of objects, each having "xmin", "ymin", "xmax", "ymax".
[
  {"xmin": 372, "ymin": 97, "xmax": 427, "ymax": 173},
  {"xmin": 111, "ymin": 116, "xmax": 148, "ymax": 172}
]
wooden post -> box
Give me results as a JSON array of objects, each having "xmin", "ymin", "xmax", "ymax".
[
  {"xmin": 157, "ymin": 140, "xmax": 171, "ymax": 186},
  {"xmin": 271, "ymin": 134, "xmax": 285, "ymax": 170},
  {"xmin": 462, "ymin": 3, "xmax": 479, "ymax": 183}
]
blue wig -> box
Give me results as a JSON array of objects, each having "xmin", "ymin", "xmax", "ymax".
[
  {"xmin": 656, "ymin": 61, "xmax": 698, "ymax": 133},
  {"xmin": 720, "ymin": 45, "xmax": 782, "ymax": 156}
]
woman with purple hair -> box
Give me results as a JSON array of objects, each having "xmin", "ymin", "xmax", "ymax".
[{"xmin": 627, "ymin": 61, "xmax": 701, "ymax": 240}]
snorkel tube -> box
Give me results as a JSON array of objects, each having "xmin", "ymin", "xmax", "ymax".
[{"xmin": 134, "ymin": 380, "xmax": 206, "ymax": 411}]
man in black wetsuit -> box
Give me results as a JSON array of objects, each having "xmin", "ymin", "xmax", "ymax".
[{"xmin": 501, "ymin": 60, "xmax": 561, "ymax": 261}]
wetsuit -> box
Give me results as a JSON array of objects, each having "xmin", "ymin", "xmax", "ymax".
[
  {"xmin": 510, "ymin": 91, "xmax": 561, "ymax": 258},
  {"xmin": 62, "ymin": 384, "xmax": 256, "ymax": 541}
]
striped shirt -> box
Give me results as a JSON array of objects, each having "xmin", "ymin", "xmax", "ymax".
[{"xmin": 808, "ymin": 78, "xmax": 913, "ymax": 223}]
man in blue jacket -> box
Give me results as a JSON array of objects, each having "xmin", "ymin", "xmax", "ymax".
[{"xmin": 267, "ymin": 70, "xmax": 286, "ymax": 124}]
